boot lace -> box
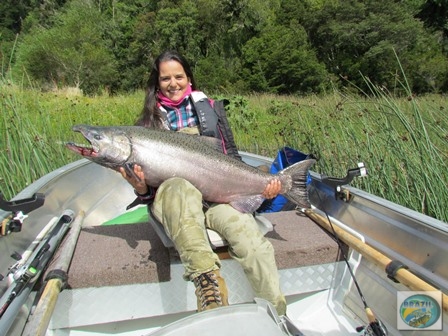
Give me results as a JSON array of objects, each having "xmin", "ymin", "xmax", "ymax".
[{"xmin": 194, "ymin": 272, "xmax": 223, "ymax": 310}]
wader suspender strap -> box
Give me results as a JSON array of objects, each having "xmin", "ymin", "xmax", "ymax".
[
  {"xmin": 191, "ymin": 92, "xmax": 241, "ymax": 160},
  {"xmin": 212, "ymin": 99, "xmax": 241, "ymax": 160},
  {"xmin": 190, "ymin": 91, "xmax": 220, "ymax": 138},
  {"xmin": 157, "ymin": 107, "xmax": 171, "ymax": 131}
]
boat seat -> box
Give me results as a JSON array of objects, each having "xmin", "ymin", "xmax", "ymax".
[{"xmin": 148, "ymin": 207, "xmax": 273, "ymax": 249}]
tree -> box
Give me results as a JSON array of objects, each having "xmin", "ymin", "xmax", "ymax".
[
  {"xmin": 13, "ymin": 0, "xmax": 117, "ymax": 94},
  {"xmin": 98, "ymin": 0, "xmax": 157, "ymax": 91},
  {"xmin": 153, "ymin": 3, "xmax": 202, "ymax": 62},
  {"xmin": 220, "ymin": 0, "xmax": 280, "ymax": 57},
  {"xmin": 417, "ymin": 0, "xmax": 448, "ymax": 53},
  {"xmin": 242, "ymin": 24, "xmax": 330, "ymax": 94},
  {"xmin": 306, "ymin": 0, "xmax": 448, "ymax": 93},
  {"xmin": 0, "ymin": 0, "xmax": 34, "ymax": 72}
]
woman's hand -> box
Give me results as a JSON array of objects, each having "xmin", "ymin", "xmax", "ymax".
[
  {"xmin": 262, "ymin": 179, "xmax": 282, "ymax": 199},
  {"xmin": 119, "ymin": 164, "xmax": 148, "ymax": 195}
]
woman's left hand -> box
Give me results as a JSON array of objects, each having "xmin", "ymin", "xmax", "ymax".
[
  {"xmin": 262, "ymin": 179, "xmax": 282, "ymax": 199},
  {"xmin": 119, "ymin": 164, "xmax": 148, "ymax": 194}
]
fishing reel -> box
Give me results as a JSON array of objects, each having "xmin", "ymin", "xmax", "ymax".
[
  {"xmin": 1, "ymin": 211, "xmax": 28, "ymax": 236},
  {"xmin": 0, "ymin": 192, "xmax": 45, "ymax": 236},
  {"xmin": 357, "ymin": 316, "xmax": 388, "ymax": 336}
]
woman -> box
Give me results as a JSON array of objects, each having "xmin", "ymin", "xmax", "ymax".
[{"xmin": 120, "ymin": 50, "xmax": 286, "ymax": 315}]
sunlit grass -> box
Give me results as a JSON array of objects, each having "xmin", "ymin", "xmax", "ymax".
[
  {"xmin": 0, "ymin": 82, "xmax": 138, "ymax": 196},
  {"xmin": 228, "ymin": 85, "xmax": 447, "ymax": 221},
  {"xmin": 1, "ymin": 79, "xmax": 447, "ymax": 222}
]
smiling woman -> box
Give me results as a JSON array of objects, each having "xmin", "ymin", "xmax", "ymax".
[
  {"xmin": 113, "ymin": 49, "xmax": 293, "ymax": 316},
  {"xmin": 137, "ymin": 51, "xmax": 198, "ymax": 131},
  {"xmin": 158, "ymin": 60, "xmax": 191, "ymax": 102}
]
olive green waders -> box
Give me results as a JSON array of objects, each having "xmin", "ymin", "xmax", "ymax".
[{"xmin": 151, "ymin": 177, "xmax": 286, "ymax": 315}]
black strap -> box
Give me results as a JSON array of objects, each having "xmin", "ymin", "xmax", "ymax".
[
  {"xmin": 126, "ymin": 196, "xmax": 153, "ymax": 210},
  {"xmin": 45, "ymin": 269, "xmax": 69, "ymax": 289},
  {"xmin": 192, "ymin": 97, "xmax": 220, "ymax": 138},
  {"xmin": 213, "ymin": 99, "xmax": 241, "ymax": 160},
  {"xmin": 385, "ymin": 260, "xmax": 408, "ymax": 283}
]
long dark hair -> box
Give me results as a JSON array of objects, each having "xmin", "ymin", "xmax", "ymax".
[{"xmin": 136, "ymin": 50, "xmax": 197, "ymax": 128}]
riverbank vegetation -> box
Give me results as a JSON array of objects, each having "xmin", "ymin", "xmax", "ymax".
[
  {"xmin": 1, "ymin": 1, "xmax": 447, "ymax": 221},
  {"xmin": 1, "ymin": 77, "xmax": 447, "ymax": 222}
]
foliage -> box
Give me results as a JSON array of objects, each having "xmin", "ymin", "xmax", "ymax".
[
  {"xmin": 242, "ymin": 24, "xmax": 330, "ymax": 94},
  {"xmin": 154, "ymin": 3, "xmax": 202, "ymax": 61},
  {"xmin": 0, "ymin": 0, "xmax": 31, "ymax": 73},
  {"xmin": 12, "ymin": 0, "xmax": 118, "ymax": 94},
  {"xmin": 302, "ymin": 0, "xmax": 448, "ymax": 93},
  {"xmin": 194, "ymin": 56, "xmax": 243, "ymax": 93},
  {"xmin": 1, "ymin": 0, "xmax": 448, "ymax": 95},
  {"xmin": 417, "ymin": 0, "xmax": 448, "ymax": 50}
]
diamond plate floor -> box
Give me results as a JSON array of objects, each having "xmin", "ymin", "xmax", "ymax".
[{"xmin": 50, "ymin": 259, "xmax": 342, "ymax": 331}]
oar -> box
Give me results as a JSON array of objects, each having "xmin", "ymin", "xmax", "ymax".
[
  {"xmin": 304, "ymin": 209, "xmax": 448, "ymax": 313},
  {"xmin": 22, "ymin": 210, "xmax": 85, "ymax": 336}
]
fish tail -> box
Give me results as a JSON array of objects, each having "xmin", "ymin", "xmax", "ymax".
[{"xmin": 280, "ymin": 159, "xmax": 316, "ymax": 209}]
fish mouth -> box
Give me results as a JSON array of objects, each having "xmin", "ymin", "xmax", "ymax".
[
  {"xmin": 66, "ymin": 142, "xmax": 99, "ymax": 157},
  {"xmin": 66, "ymin": 125, "xmax": 99, "ymax": 158}
]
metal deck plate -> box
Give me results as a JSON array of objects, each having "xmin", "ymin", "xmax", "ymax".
[{"xmin": 50, "ymin": 260, "xmax": 340, "ymax": 331}]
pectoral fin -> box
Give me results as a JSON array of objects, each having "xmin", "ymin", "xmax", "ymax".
[{"xmin": 230, "ymin": 195, "xmax": 265, "ymax": 213}]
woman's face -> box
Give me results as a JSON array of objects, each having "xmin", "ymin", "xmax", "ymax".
[{"xmin": 158, "ymin": 60, "xmax": 190, "ymax": 101}]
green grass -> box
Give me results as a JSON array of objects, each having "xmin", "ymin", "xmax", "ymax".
[
  {"xmin": 227, "ymin": 86, "xmax": 447, "ymax": 222},
  {"xmin": 1, "ymin": 80, "xmax": 447, "ymax": 222},
  {"xmin": 0, "ymin": 82, "xmax": 139, "ymax": 197}
]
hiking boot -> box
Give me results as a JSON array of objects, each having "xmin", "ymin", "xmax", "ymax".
[{"xmin": 193, "ymin": 270, "xmax": 229, "ymax": 311}]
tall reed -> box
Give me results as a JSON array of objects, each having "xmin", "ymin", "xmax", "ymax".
[
  {"xmin": 1, "ymin": 84, "xmax": 68, "ymax": 196},
  {"xmin": 228, "ymin": 84, "xmax": 447, "ymax": 221},
  {"xmin": 0, "ymin": 80, "xmax": 138, "ymax": 198},
  {"xmin": 1, "ymin": 78, "xmax": 446, "ymax": 222}
]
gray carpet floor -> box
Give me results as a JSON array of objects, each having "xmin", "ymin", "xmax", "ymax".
[{"xmin": 67, "ymin": 211, "xmax": 342, "ymax": 289}]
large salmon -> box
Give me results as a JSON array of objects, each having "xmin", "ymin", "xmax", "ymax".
[{"xmin": 66, "ymin": 125, "xmax": 315, "ymax": 213}]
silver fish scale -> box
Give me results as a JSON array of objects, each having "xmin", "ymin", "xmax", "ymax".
[{"xmin": 130, "ymin": 126, "xmax": 264, "ymax": 173}]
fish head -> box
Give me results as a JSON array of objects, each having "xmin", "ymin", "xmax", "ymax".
[{"xmin": 66, "ymin": 124, "xmax": 132, "ymax": 170}]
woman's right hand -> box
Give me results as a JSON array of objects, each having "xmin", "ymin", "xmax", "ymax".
[{"xmin": 119, "ymin": 164, "xmax": 148, "ymax": 195}]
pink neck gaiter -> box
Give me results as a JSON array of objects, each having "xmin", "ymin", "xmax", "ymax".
[{"xmin": 157, "ymin": 85, "xmax": 192, "ymax": 108}]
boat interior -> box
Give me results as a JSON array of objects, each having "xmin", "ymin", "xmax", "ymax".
[{"xmin": 1, "ymin": 154, "xmax": 447, "ymax": 335}]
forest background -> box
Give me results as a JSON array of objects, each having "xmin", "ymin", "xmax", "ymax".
[
  {"xmin": 1, "ymin": 0, "xmax": 447, "ymax": 223},
  {"xmin": 2, "ymin": 0, "xmax": 448, "ymax": 95}
]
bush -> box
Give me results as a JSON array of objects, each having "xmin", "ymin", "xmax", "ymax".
[{"xmin": 12, "ymin": 0, "xmax": 118, "ymax": 95}]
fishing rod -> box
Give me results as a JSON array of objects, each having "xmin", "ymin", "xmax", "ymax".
[
  {"xmin": 0, "ymin": 209, "xmax": 74, "ymax": 336},
  {"xmin": 22, "ymin": 210, "xmax": 85, "ymax": 336},
  {"xmin": 306, "ymin": 163, "xmax": 388, "ymax": 336}
]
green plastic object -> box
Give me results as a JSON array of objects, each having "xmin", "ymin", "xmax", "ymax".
[{"xmin": 102, "ymin": 206, "xmax": 148, "ymax": 226}]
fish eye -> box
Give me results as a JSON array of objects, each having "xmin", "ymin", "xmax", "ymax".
[{"xmin": 94, "ymin": 134, "xmax": 102, "ymax": 140}]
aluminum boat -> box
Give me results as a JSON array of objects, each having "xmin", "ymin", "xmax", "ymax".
[{"xmin": 1, "ymin": 153, "xmax": 447, "ymax": 335}]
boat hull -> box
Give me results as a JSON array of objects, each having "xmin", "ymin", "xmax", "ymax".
[{"xmin": 0, "ymin": 154, "xmax": 447, "ymax": 335}]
